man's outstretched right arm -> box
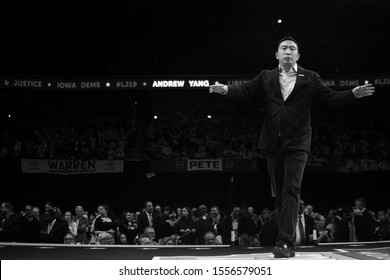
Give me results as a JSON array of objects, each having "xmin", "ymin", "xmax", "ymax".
[{"xmin": 208, "ymin": 74, "xmax": 262, "ymax": 98}]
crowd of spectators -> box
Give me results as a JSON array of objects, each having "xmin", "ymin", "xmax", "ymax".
[
  {"xmin": 1, "ymin": 111, "xmax": 389, "ymax": 161},
  {"xmin": 1, "ymin": 198, "xmax": 389, "ymax": 246}
]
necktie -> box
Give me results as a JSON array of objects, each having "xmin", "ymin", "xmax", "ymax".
[
  {"xmin": 298, "ymin": 215, "xmax": 306, "ymax": 245},
  {"xmin": 147, "ymin": 213, "xmax": 153, "ymax": 226}
]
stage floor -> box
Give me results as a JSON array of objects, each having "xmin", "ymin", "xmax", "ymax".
[{"xmin": 1, "ymin": 241, "xmax": 390, "ymax": 260}]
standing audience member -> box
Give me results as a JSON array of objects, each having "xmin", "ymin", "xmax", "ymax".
[
  {"xmin": 334, "ymin": 203, "xmax": 356, "ymax": 242},
  {"xmin": 237, "ymin": 204, "xmax": 259, "ymax": 247},
  {"xmin": 174, "ymin": 206, "xmax": 195, "ymax": 244},
  {"xmin": 64, "ymin": 211, "xmax": 78, "ymax": 237},
  {"xmin": 153, "ymin": 212, "xmax": 173, "ymax": 243},
  {"xmin": 119, "ymin": 211, "xmax": 138, "ymax": 245},
  {"xmin": 192, "ymin": 210, "xmax": 215, "ymax": 245},
  {"xmin": 74, "ymin": 205, "xmax": 89, "ymax": 244},
  {"xmin": 0, "ymin": 201, "xmax": 21, "ymax": 242},
  {"xmin": 42, "ymin": 208, "xmax": 68, "ymax": 243},
  {"xmin": 137, "ymin": 200, "xmax": 154, "ymax": 232},
  {"xmin": 374, "ymin": 210, "xmax": 390, "ymax": 241},
  {"xmin": 93, "ymin": 204, "xmax": 119, "ymax": 244},
  {"xmin": 209, "ymin": 205, "xmax": 225, "ymax": 243},
  {"xmin": 259, "ymin": 210, "xmax": 279, "ymax": 246},
  {"xmin": 19, "ymin": 204, "xmax": 40, "ymax": 243},
  {"xmin": 295, "ymin": 200, "xmax": 314, "ymax": 246},
  {"xmin": 353, "ymin": 197, "xmax": 374, "ymax": 241}
]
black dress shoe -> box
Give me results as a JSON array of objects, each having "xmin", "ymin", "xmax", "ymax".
[{"xmin": 272, "ymin": 241, "xmax": 295, "ymax": 258}]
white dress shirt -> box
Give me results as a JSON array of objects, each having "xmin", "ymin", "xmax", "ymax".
[{"xmin": 279, "ymin": 64, "xmax": 298, "ymax": 101}]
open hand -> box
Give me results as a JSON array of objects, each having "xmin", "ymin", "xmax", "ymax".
[
  {"xmin": 209, "ymin": 82, "xmax": 228, "ymax": 94},
  {"xmin": 353, "ymin": 83, "xmax": 375, "ymax": 98}
]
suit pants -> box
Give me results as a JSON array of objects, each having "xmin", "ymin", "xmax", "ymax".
[{"xmin": 266, "ymin": 148, "xmax": 308, "ymax": 247}]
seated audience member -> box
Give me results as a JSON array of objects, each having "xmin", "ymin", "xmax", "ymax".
[
  {"xmin": 119, "ymin": 233, "xmax": 128, "ymax": 245},
  {"xmin": 158, "ymin": 236, "xmax": 174, "ymax": 245},
  {"xmin": 143, "ymin": 226, "xmax": 158, "ymax": 245},
  {"xmin": 42, "ymin": 208, "xmax": 68, "ymax": 244},
  {"xmin": 97, "ymin": 231, "xmax": 115, "ymax": 245},
  {"xmin": 135, "ymin": 233, "xmax": 153, "ymax": 245},
  {"xmin": 0, "ymin": 201, "xmax": 21, "ymax": 242},
  {"xmin": 64, "ymin": 233, "xmax": 76, "ymax": 244},
  {"xmin": 204, "ymin": 231, "xmax": 223, "ymax": 245},
  {"xmin": 309, "ymin": 214, "xmax": 333, "ymax": 244},
  {"xmin": 19, "ymin": 204, "xmax": 41, "ymax": 243}
]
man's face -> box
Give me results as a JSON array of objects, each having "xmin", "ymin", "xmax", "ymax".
[
  {"xmin": 145, "ymin": 202, "xmax": 153, "ymax": 214},
  {"xmin": 32, "ymin": 208, "xmax": 39, "ymax": 218},
  {"xmin": 210, "ymin": 207, "xmax": 219, "ymax": 217},
  {"xmin": 25, "ymin": 206, "xmax": 33, "ymax": 218},
  {"xmin": 355, "ymin": 200, "xmax": 364, "ymax": 210},
  {"xmin": 139, "ymin": 237, "xmax": 152, "ymax": 245},
  {"xmin": 199, "ymin": 205, "xmax": 207, "ymax": 215},
  {"xmin": 276, "ymin": 40, "xmax": 300, "ymax": 67},
  {"xmin": 1, "ymin": 203, "xmax": 8, "ymax": 215},
  {"xmin": 75, "ymin": 206, "xmax": 83, "ymax": 217}
]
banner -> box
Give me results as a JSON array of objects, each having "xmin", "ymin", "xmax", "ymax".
[
  {"xmin": 151, "ymin": 159, "xmax": 259, "ymax": 173},
  {"xmin": 306, "ymin": 157, "xmax": 390, "ymax": 173},
  {"xmin": 20, "ymin": 159, "xmax": 124, "ymax": 175},
  {"xmin": 1, "ymin": 74, "xmax": 390, "ymax": 91}
]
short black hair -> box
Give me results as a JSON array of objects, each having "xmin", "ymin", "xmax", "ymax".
[{"xmin": 277, "ymin": 36, "xmax": 299, "ymax": 51}]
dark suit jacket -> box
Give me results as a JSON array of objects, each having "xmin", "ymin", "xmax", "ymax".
[
  {"xmin": 193, "ymin": 218, "xmax": 215, "ymax": 245},
  {"xmin": 303, "ymin": 214, "xmax": 314, "ymax": 244},
  {"xmin": 19, "ymin": 216, "xmax": 41, "ymax": 243},
  {"xmin": 226, "ymin": 66, "xmax": 356, "ymax": 153},
  {"xmin": 0, "ymin": 214, "xmax": 21, "ymax": 242},
  {"xmin": 137, "ymin": 211, "xmax": 153, "ymax": 232},
  {"xmin": 354, "ymin": 209, "xmax": 374, "ymax": 241},
  {"xmin": 43, "ymin": 220, "xmax": 68, "ymax": 244}
]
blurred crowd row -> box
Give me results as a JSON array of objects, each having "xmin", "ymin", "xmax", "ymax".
[{"xmin": 1, "ymin": 112, "xmax": 389, "ymax": 160}]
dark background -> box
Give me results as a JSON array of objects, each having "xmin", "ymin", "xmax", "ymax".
[{"xmin": 1, "ymin": 0, "xmax": 388, "ymax": 76}]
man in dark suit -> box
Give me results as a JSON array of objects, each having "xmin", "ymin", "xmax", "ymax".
[
  {"xmin": 209, "ymin": 36, "xmax": 374, "ymax": 258},
  {"xmin": 137, "ymin": 200, "xmax": 154, "ymax": 233},
  {"xmin": 42, "ymin": 208, "xmax": 68, "ymax": 244},
  {"xmin": 353, "ymin": 197, "xmax": 374, "ymax": 241},
  {"xmin": 296, "ymin": 200, "xmax": 314, "ymax": 246},
  {"xmin": 192, "ymin": 210, "xmax": 215, "ymax": 245},
  {"xmin": 0, "ymin": 201, "xmax": 20, "ymax": 242}
]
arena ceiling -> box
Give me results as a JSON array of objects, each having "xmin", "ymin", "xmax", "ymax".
[{"xmin": 0, "ymin": 0, "xmax": 387, "ymax": 77}]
